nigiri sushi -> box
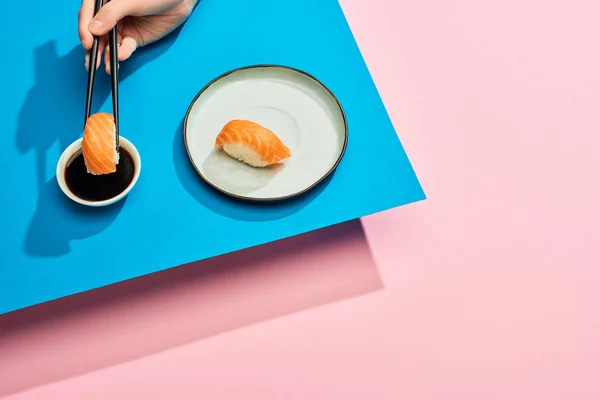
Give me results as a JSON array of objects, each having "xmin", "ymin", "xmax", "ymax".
[
  {"xmin": 215, "ymin": 119, "xmax": 291, "ymax": 167},
  {"xmin": 81, "ymin": 112, "xmax": 119, "ymax": 175}
]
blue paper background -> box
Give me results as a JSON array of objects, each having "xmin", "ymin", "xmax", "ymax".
[{"xmin": 0, "ymin": 0, "xmax": 425, "ymax": 314}]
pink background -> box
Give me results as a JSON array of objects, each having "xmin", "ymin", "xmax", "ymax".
[{"xmin": 2, "ymin": 0, "xmax": 599, "ymax": 398}]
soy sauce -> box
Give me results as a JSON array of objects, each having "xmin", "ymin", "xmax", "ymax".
[{"xmin": 65, "ymin": 148, "xmax": 135, "ymax": 202}]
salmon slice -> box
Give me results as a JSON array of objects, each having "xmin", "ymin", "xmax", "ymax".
[
  {"xmin": 215, "ymin": 119, "xmax": 291, "ymax": 167},
  {"xmin": 81, "ymin": 112, "xmax": 119, "ymax": 175}
]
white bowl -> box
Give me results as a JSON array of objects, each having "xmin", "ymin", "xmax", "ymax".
[{"xmin": 56, "ymin": 136, "xmax": 141, "ymax": 207}]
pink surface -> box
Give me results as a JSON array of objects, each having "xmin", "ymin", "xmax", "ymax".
[{"xmin": 2, "ymin": 0, "xmax": 600, "ymax": 398}]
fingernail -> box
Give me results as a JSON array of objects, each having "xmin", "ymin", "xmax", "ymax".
[
  {"xmin": 89, "ymin": 19, "xmax": 103, "ymax": 32},
  {"xmin": 85, "ymin": 54, "xmax": 89, "ymax": 71}
]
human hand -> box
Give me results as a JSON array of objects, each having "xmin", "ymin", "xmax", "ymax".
[{"xmin": 79, "ymin": 0, "xmax": 196, "ymax": 73}]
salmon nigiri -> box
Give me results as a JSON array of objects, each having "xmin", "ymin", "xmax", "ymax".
[
  {"xmin": 81, "ymin": 112, "xmax": 119, "ymax": 175},
  {"xmin": 215, "ymin": 119, "xmax": 291, "ymax": 168}
]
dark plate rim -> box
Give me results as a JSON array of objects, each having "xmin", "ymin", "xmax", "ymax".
[{"xmin": 182, "ymin": 64, "xmax": 349, "ymax": 203}]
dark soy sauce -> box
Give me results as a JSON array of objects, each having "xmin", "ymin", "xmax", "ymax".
[{"xmin": 65, "ymin": 148, "xmax": 135, "ymax": 202}]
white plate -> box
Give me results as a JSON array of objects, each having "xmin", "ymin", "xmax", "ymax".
[{"xmin": 183, "ymin": 65, "xmax": 347, "ymax": 201}]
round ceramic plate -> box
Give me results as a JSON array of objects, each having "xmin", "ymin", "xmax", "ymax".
[{"xmin": 183, "ymin": 65, "xmax": 348, "ymax": 201}]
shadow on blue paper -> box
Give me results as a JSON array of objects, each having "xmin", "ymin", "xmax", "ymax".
[
  {"xmin": 16, "ymin": 31, "xmax": 181, "ymax": 257},
  {"xmin": 23, "ymin": 179, "xmax": 125, "ymax": 256}
]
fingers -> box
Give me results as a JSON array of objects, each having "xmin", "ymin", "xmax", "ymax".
[
  {"xmin": 85, "ymin": 37, "xmax": 106, "ymax": 71},
  {"xmin": 104, "ymin": 37, "xmax": 112, "ymax": 74},
  {"xmin": 104, "ymin": 34, "xmax": 138, "ymax": 74},
  {"xmin": 78, "ymin": 0, "xmax": 96, "ymax": 50},
  {"xmin": 88, "ymin": 0, "xmax": 142, "ymax": 36},
  {"xmin": 104, "ymin": 32, "xmax": 118, "ymax": 74},
  {"xmin": 118, "ymin": 36, "xmax": 138, "ymax": 61}
]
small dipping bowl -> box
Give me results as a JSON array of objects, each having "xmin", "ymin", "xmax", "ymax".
[{"xmin": 56, "ymin": 136, "xmax": 141, "ymax": 207}]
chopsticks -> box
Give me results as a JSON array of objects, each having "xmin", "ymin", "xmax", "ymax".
[{"xmin": 84, "ymin": 0, "xmax": 120, "ymax": 153}]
